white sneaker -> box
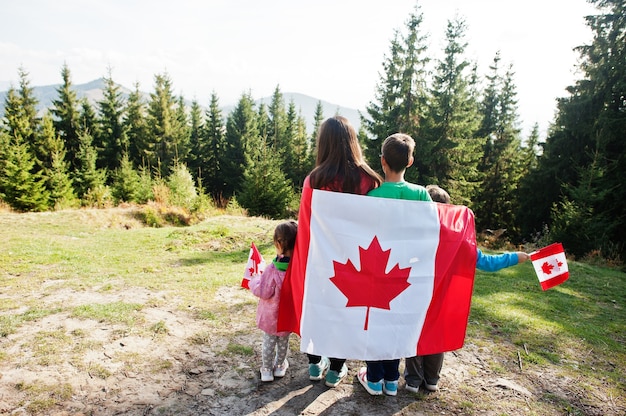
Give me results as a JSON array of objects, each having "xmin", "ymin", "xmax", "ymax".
[
  {"xmin": 424, "ymin": 382, "xmax": 438, "ymax": 391},
  {"xmin": 405, "ymin": 383, "xmax": 420, "ymax": 393},
  {"xmin": 260, "ymin": 367, "xmax": 274, "ymax": 382},
  {"xmin": 274, "ymin": 359, "xmax": 289, "ymax": 377}
]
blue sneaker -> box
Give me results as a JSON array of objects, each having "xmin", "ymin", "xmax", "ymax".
[
  {"xmin": 325, "ymin": 363, "xmax": 348, "ymax": 388},
  {"xmin": 383, "ymin": 379, "xmax": 398, "ymax": 396},
  {"xmin": 357, "ymin": 367, "xmax": 382, "ymax": 395},
  {"xmin": 309, "ymin": 356, "xmax": 329, "ymax": 381}
]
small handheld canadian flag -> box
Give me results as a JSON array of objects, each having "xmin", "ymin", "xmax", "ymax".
[
  {"xmin": 241, "ymin": 242, "xmax": 266, "ymax": 289},
  {"xmin": 530, "ymin": 242, "xmax": 569, "ymax": 290}
]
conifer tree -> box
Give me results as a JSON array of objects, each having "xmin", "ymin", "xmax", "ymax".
[
  {"xmin": 518, "ymin": 0, "xmax": 625, "ymax": 257},
  {"xmin": 3, "ymin": 68, "xmax": 40, "ymax": 147},
  {"xmin": 124, "ymin": 82, "xmax": 149, "ymax": 169},
  {"xmin": 187, "ymin": 99, "xmax": 204, "ymax": 180},
  {"xmin": 238, "ymin": 137, "xmax": 294, "ymax": 219},
  {"xmin": 112, "ymin": 153, "xmax": 141, "ymax": 203},
  {"xmin": 0, "ymin": 135, "xmax": 50, "ymax": 211},
  {"xmin": 2, "ymin": 69, "xmax": 41, "ymax": 165},
  {"xmin": 267, "ymin": 85, "xmax": 288, "ymax": 152},
  {"xmin": 167, "ymin": 162, "xmax": 197, "ymax": 210},
  {"xmin": 223, "ymin": 92, "xmax": 258, "ymax": 198},
  {"xmin": 475, "ymin": 58, "xmax": 525, "ymax": 235},
  {"xmin": 362, "ymin": 4, "xmax": 431, "ymax": 170},
  {"xmin": 97, "ymin": 71, "xmax": 127, "ymax": 172},
  {"xmin": 73, "ymin": 131, "xmax": 107, "ymax": 200},
  {"xmin": 257, "ymin": 102, "xmax": 269, "ymax": 142},
  {"xmin": 146, "ymin": 73, "xmax": 182, "ymax": 176},
  {"xmin": 423, "ymin": 16, "xmax": 484, "ymax": 204},
  {"xmin": 78, "ymin": 98, "xmax": 99, "ymax": 139},
  {"xmin": 135, "ymin": 164, "xmax": 155, "ymax": 204},
  {"xmin": 39, "ymin": 113, "xmax": 77, "ymax": 208},
  {"xmin": 51, "ymin": 64, "xmax": 81, "ymax": 171},
  {"xmin": 307, "ymin": 101, "xmax": 324, "ymax": 169},
  {"xmin": 290, "ymin": 105, "xmax": 310, "ymax": 189},
  {"xmin": 175, "ymin": 95, "xmax": 191, "ymax": 162},
  {"xmin": 201, "ymin": 92, "xmax": 226, "ymax": 200},
  {"xmin": 282, "ymin": 100, "xmax": 308, "ymax": 188}
]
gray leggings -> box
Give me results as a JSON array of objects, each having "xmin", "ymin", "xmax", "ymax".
[{"xmin": 262, "ymin": 332, "xmax": 290, "ymax": 369}]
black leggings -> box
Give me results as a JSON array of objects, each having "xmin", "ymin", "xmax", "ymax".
[{"xmin": 307, "ymin": 354, "xmax": 345, "ymax": 372}]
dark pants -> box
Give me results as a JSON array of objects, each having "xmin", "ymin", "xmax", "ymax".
[
  {"xmin": 366, "ymin": 359, "xmax": 400, "ymax": 382},
  {"xmin": 307, "ymin": 354, "xmax": 345, "ymax": 372},
  {"xmin": 404, "ymin": 353, "xmax": 444, "ymax": 387}
]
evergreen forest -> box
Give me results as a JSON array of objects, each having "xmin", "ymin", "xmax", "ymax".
[{"xmin": 1, "ymin": 0, "xmax": 624, "ymax": 263}]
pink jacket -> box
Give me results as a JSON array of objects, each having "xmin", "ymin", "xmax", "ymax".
[{"xmin": 249, "ymin": 262, "xmax": 290, "ymax": 336}]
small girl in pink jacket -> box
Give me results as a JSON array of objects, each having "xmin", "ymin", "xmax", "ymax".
[{"xmin": 249, "ymin": 220, "xmax": 297, "ymax": 382}]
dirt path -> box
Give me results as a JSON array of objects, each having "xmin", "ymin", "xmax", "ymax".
[{"xmin": 0, "ymin": 286, "xmax": 622, "ymax": 415}]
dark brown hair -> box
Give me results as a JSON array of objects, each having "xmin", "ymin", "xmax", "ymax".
[
  {"xmin": 274, "ymin": 220, "xmax": 298, "ymax": 252},
  {"xmin": 309, "ymin": 116, "xmax": 382, "ymax": 193},
  {"xmin": 381, "ymin": 133, "xmax": 415, "ymax": 173}
]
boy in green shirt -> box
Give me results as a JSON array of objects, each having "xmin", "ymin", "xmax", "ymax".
[
  {"xmin": 367, "ymin": 134, "xmax": 431, "ymax": 201},
  {"xmin": 358, "ymin": 133, "xmax": 432, "ymax": 396}
]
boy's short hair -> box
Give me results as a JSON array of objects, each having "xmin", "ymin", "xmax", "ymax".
[
  {"xmin": 381, "ymin": 133, "xmax": 415, "ymax": 173},
  {"xmin": 426, "ymin": 184, "xmax": 451, "ymax": 204}
]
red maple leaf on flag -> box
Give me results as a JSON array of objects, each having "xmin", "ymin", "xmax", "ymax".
[
  {"xmin": 330, "ymin": 236, "xmax": 411, "ymax": 330},
  {"xmin": 541, "ymin": 261, "xmax": 554, "ymax": 275}
]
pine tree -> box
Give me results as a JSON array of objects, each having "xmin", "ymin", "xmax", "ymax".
[
  {"xmin": 146, "ymin": 73, "xmax": 183, "ymax": 176},
  {"xmin": 289, "ymin": 105, "xmax": 310, "ymax": 190},
  {"xmin": 201, "ymin": 92, "xmax": 226, "ymax": 200},
  {"xmin": 187, "ymin": 99, "xmax": 204, "ymax": 180},
  {"xmin": 474, "ymin": 59, "xmax": 525, "ymax": 235},
  {"xmin": 307, "ymin": 100, "xmax": 324, "ymax": 169},
  {"xmin": 238, "ymin": 137, "xmax": 294, "ymax": 219},
  {"xmin": 0, "ymin": 135, "xmax": 50, "ymax": 211},
  {"xmin": 78, "ymin": 98, "xmax": 99, "ymax": 139},
  {"xmin": 167, "ymin": 162, "xmax": 197, "ymax": 210},
  {"xmin": 3, "ymin": 68, "xmax": 40, "ymax": 147},
  {"xmin": 51, "ymin": 64, "xmax": 81, "ymax": 172},
  {"xmin": 175, "ymin": 95, "xmax": 191, "ymax": 162},
  {"xmin": 267, "ymin": 85, "xmax": 288, "ymax": 152},
  {"xmin": 136, "ymin": 164, "xmax": 154, "ymax": 204},
  {"xmin": 112, "ymin": 153, "xmax": 141, "ymax": 203},
  {"xmin": 2, "ymin": 69, "xmax": 41, "ymax": 162},
  {"xmin": 419, "ymin": 16, "xmax": 483, "ymax": 203},
  {"xmin": 74, "ymin": 131, "xmax": 107, "ymax": 201},
  {"xmin": 97, "ymin": 71, "xmax": 128, "ymax": 172},
  {"xmin": 362, "ymin": 4, "xmax": 431, "ymax": 171},
  {"xmin": 124, "ymin": 82, "xmax": 150, "ymax": 169},
  {"xmin": 521, "ymin": 123, "xmax": 541, "ymax": 172},
  {"xmin": 519, "ymin": 0, "xmax": 626, "ymax": 257},
  {"xmin": 283, "ymin": 100, "xmax": 309, "ymax": 189},
  {"xmin": 39, "ymin": 113, "xmax": 77, "ymax": 209},
  {"xmin": 223, "ymin": 92, "xmax": 258, "ymax": 198}
]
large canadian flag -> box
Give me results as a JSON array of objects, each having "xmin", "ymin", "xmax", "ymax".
[
  {"xmin": 277, "ymin": 188, "xmax": 477, "ymax": 360},
  {"xmin": 530, "ymin": 242, "xmax": 569, "ymax": 290}
]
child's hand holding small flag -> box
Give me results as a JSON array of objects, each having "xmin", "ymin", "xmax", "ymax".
[{"xmin": 242, "ymin": 242, "xmax": 266, "ymax": 289}]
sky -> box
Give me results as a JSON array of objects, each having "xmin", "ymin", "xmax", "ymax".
[{"xmin": 1, "ymin": 0, "xmax": 597, "ymax": 137}]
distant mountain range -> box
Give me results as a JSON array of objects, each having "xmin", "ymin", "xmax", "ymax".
[{"xmin": 0, "ymin": 78, "xmax": 362, "ymax": 133}]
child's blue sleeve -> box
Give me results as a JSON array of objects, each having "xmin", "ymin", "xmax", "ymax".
[{"xmin": 476, "ymin": 249, "xmax": 519, "ymax": 272}]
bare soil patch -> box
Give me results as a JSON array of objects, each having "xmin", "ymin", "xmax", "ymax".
[{"xmin": 0, "ymin": 283, "xmax": 623, "ymax": 416}]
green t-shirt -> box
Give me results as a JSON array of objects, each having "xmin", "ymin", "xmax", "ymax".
[{"xmin": 367, "ymin": 181, "xmax": 432, "ymax": 202}]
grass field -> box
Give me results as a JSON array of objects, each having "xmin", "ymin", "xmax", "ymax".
[{"xmin": 0, "ymin": 206, "xmax": 624, "ymax": 415}]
